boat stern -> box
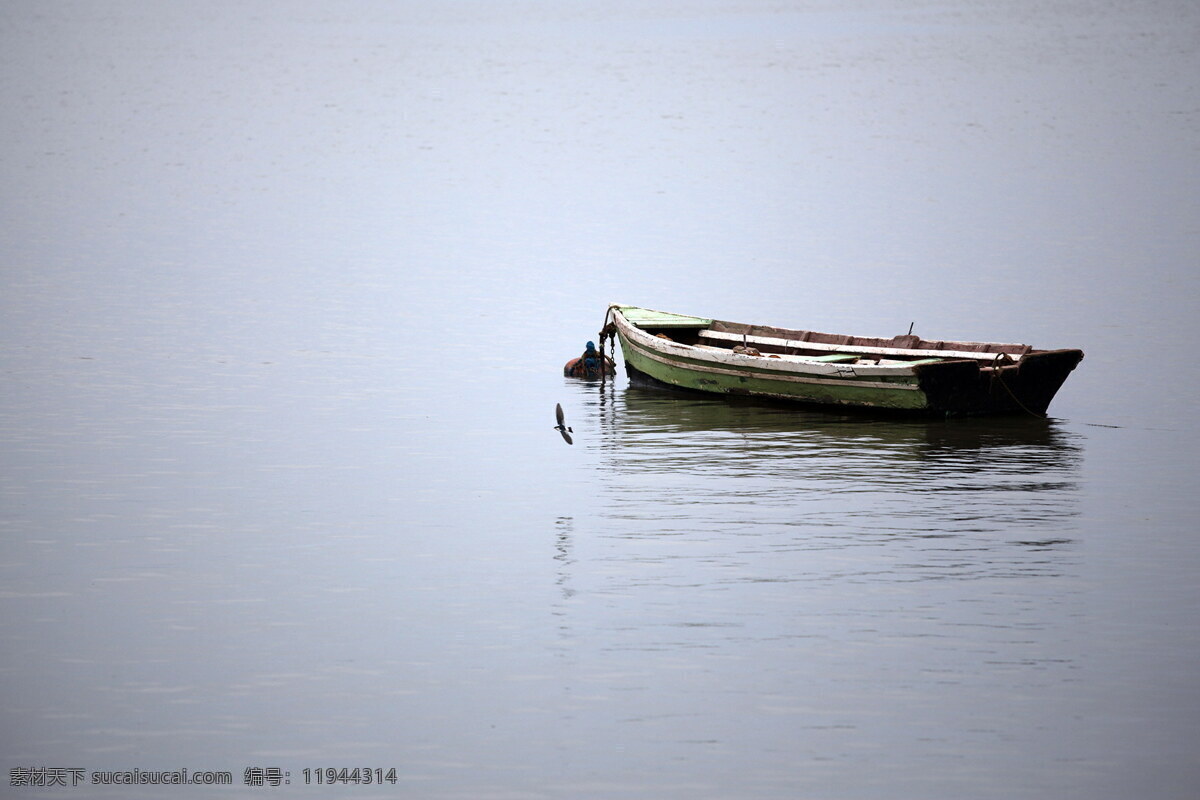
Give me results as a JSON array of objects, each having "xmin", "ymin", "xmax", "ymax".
[{"xmin": 916, "ymin": 349, "xmax": 1084, "ymax": 416}]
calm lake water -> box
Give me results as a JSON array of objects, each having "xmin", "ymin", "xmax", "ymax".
[{"xmin": 3, "ymin": 1, "xmax": 1199, "ymax": 798}]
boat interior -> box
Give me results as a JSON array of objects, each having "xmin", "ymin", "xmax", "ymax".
[{"xmin": 630, "ymin": 319, "xmax": 1033, "ymax": 367}]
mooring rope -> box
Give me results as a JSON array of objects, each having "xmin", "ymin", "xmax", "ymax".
[
  {"xmin": 990, "ymin": 354, "xmax": 1045, "ymax": 418},
  {"xmin": 597, "ymin": 306, "xmax": 617, "ymax": 388}
]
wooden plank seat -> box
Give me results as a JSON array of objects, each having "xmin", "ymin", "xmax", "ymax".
[
  {"xmin": 692, "ymin": 342, "xmax": 947, "ymax": 367},
  {"xmin": 694, "ymin": 344, "xmax": 859, "ymax": 362},
  {"xmin": 697, "ymin": 328, "xmax": 1016, "ymax": 362}
]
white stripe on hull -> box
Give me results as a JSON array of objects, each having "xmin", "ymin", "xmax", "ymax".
[{"xmin": 626, "ymin": 338, "xmax": 922, "ymax": 392}]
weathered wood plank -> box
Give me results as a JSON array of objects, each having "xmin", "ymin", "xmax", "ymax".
[{"xmin": 699, "ymin": 329, "xmax": 1018, "ymax": 362}]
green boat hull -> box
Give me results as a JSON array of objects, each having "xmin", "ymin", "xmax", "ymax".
[
  {"xmin": 608, "ymin": 305, "xmax": 1084, "ymax": 417},
  {"xmin": 617, "ymin": 330, "xmax": 931, "ymax": 411},
  {"xmin": 619, "ymin": 331, "xmax": 926, "ymax": 410}
]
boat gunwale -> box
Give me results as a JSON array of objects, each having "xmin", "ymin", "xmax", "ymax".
[
  {"xmin": 610, "ymin": 303, "xmax": 1044, "ymax": 363},
  {"xmin": 612, "ymin": 306, "xmax": 959, "ymax": 378}
]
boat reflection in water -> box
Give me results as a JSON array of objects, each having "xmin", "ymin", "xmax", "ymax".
[
  {"xmin": 582, "ymin": 382, "xmax": 1084, "ymax": 583},
  {"xmin": 554, "ymin": 381, "xmax": 1090, "ymax": 793}
]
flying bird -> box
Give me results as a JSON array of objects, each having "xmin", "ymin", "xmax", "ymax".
[{"xmin": 554, "ymin": 403, "xmax": 573, "ymax": 445}]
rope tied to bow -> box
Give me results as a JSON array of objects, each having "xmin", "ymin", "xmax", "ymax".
[
  {"xmin": 989, "ymin": 353, "xmax": 1044, "ymax": 418},
  {"xmin": 597, "ymin": 306, "xmax": 618, "ymax": 388}
]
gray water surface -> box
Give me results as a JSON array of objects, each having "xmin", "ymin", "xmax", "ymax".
[{"xmin": 3, "ymin": 1, "xmax": 1199, "ymax": 798}]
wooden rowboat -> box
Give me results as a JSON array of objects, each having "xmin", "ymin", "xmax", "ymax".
[{"xmin": 604, "ymin": 304, "xmax": 1083, "ymax": 417}]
